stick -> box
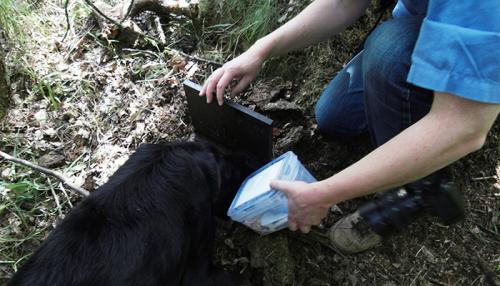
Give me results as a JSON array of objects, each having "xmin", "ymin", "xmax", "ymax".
[
  {"xmin": 84, "ymin": 0, "xmax": 123, "ymax": 28},
  {"xmin": 122, "ymin": 47, "xmax": 222, "ymax": 66},
  {"xmin": 0, "ymin": 150, "xmax": 89, "ymax": 197},
  {"xmin": 166, "ymin": 48, "xmax": 222, "ymax": 66},
  {"xmin": 62, "ymin": 0, "xmax": 71, "ymax": 42},
  {"xmin": 121, "ymin": 0, "xmax": 135, "ymax": 23},
  {"xmin": 47, "ymin": 178, "xmax": 63, "ymax": 217},
  {"xmin": 471, "ymin": 175, "xmax": 497, "ymax": 181},
  {"xmin": 154, "ymin": 16, "xmax": 166, "ymax": 44},
  {"xmin": 58, "ymin": 182, "xmax": 74, "ymax": 208}
]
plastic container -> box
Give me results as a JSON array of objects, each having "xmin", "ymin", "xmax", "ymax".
[{"xmin": 227, "ymin": 151, "xmax": 317, "ymax": 235}]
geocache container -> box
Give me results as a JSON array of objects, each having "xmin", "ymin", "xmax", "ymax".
[{"xmin": 227, "ymin": 151, "xmax": 317, "ymax": 235}]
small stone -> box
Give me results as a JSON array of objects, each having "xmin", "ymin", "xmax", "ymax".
[
  {"xmin": 43, "ymin": 127, "xmax": 57, "ymax": 137},
  {"xmin": 1, "ymin": 168, "xmax": 12, "ymax": 179},
  {"xmin": 470, "ymin": 226, "xmax": 481, "ymax": 234},
  {"xmin": 34, "ymin": 109, "xmax": 47, "ymax": 124},
  {"xmin": 38, "ymin": 151, "xmax": 66, "ymax": 168}
]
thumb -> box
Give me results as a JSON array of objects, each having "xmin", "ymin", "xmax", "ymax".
[{"xmin": 270, "ymin": 179, "xmax": 292, "ymax": 194}]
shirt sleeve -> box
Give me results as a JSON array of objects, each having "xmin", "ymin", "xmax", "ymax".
[{"xmin": 407, "ymin": 0, "xmax": 500, "ymax": 103}]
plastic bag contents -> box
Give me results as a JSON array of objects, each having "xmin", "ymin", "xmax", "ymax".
[{"xmin": 227, "ymin": 151, "xmax": 316, "ymax": 235}]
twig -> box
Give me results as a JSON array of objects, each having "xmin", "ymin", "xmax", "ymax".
[
  {"xmin": 83, "ymin": 0, "xmax": 122, "ymax": 28},
  {"xmin": 476, "ymin": 224, "xmax": 500, "ymax": 242},
  {"xmin": 62, "ymin": 0, "xmax": 71, "ymax": 42},
  {"xmin": 428, "ymin": 278, "xmax": 452, "ymax": 286},
  {"xmin": 122, "ymin": 48, "xmax": 162, "ymax": 59},
  {"xmin": 47, "ymin": 178, "xmax": 63, "ymax": 217},
  {"xmin": 154, "ymin": 16, "xmax": 166, "ymax": 45},
  {"xmin": 58, "ymin": 182, "xmax": 74, "ymax": 208},
  {"xmin": 165, "ymin": 48, "xmax": 222, "ymax": 66},
  {"xmin": 64, "ymin": 24, "xmax": 96, "ymax": 61},
  {"xmin": 0, "ymin": 150, "xmax": 89, "ymax": 197},
  {"xmin": 409, "ymin": 269, "xmax": 425, "ymax": 286},
  {"xmin": 121, "ymin": 0, "xmax": 135, "ymax": 23},
  {"xmin": 472, "ymin": 175, "xmax": 498, "ymax": 181}
]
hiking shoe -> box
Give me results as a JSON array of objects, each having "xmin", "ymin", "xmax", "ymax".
[{"xmin": 329, "ymin": 211, "xmax": 382, "ymax": 254}]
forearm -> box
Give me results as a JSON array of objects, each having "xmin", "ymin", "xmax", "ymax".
[
  {"xmin": 312, "ymin": 92, "xmax": 499, "ymax": 206},
  {"xmin": 251, "ymin": 0, "xmax": 369, "ymax": 60}
]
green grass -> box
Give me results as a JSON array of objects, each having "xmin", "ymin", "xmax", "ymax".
[
  {"xmin": 198, "ymin": 0, "xmax": 284, "ymax": 56},
  {"xmin": 0, "ymin": 140, "xmax": 70, "ymax": 274},
  {"xmin": 0, "ymin": 156, "xmax": 71, "ymax": 272},
  {"xmin": 0, "ymin": 0, "xmax": 25, "ymax": 39}
]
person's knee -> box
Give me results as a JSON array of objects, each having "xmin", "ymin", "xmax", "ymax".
[
  {"xmin": 314, "ymin": 92, "xmax": 329, "ymax": 129},
  {"xmin": 315, "ymin": 73, "xmax": 347, "ymax": 134},
  {"xmin": 363, "ymin": 17, "xmax": 424, "ymax": 88},
  {"xmin": 315, "ymin": 92, "xmax": 367, "ymax": 137}
]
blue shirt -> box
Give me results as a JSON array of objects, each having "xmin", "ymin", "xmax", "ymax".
[{"xmin": 393, "ymin": 0, "xmax": 500, "ymax": 104}]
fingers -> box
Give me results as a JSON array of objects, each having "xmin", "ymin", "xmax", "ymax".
[
  {"xmin": 289, "ymin": 219, "xmax": 311, "ymax": 234},
  {"xmin": 216, "ymin": 72, "xmax": 234, "ymax": 106},
  {"xmin": 201, "ymin": 65, "xmax": 243, "ymax": 105},
  {"xmin": 299, "ymin": 225, "xmax": 311, "ymax": 234},
  {"xmin": 202, "ymin": 68, "xmax": 224, "ymax": 104},
  {"xmin": 199, "ymin": 80, "xmax": 207, "ymax": 97},
  {"xmin": 231, "ymin": 74, "xmax": 254, "ymax": 96}
]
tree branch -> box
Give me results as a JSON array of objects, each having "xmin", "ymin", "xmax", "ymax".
[
  {"xmin": 62, "ymin": 0, "xmax": 71, "ymax": 42},
  {"xmin": 0, "ymin": 150, "xmax": 89, "ymax": 197},
  {"xmin": 84, "ymin": 0, "xmax": 123, "ymax": 28},
  {"xmin": 167, "ymin": 48, "xmax": 222, "ymax": 66},
  {"xmin": 121, "ymin": 0, "xmax": 135, "ymax": 23}
]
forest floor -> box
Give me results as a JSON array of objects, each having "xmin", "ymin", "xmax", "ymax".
[{"xmin": 0, "ymin": 1, "xmax": 499, "ymax": 285}]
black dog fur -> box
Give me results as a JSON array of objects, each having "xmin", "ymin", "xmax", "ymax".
[{"xmin": 8, "ymin": 141, "xmax": 256, "ymax": 286}]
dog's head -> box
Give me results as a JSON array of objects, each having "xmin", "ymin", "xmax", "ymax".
[
  {"xmin": 208, "ymin": 147, "xmax": 259, "ymax": 218},
  {"xmin": 113, "ymin": 141, "xmax": 259, "ymax": 218}
]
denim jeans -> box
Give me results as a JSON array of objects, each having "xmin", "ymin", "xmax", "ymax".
[
  {"xmin": 315, "ymin": 17, "xmax": 461, "ymax": 232},
  {"xmin": 315, "ymin": 16, "xmax": 434, "ymax": 147}
]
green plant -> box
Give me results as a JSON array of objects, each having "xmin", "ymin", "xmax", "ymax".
[
  {"xmin": 0, "ymin": 0, "xmax": 22, "ymax": 39},
  {"xmin": 37, "ymin": 79, "xmax": 61, "ymax": 110},
  {"xmin": 0, "ymin": 156, "xmax": 71, "ymax": 272},
  {"xmin": 198, "ymin": 0, "xmax": 284, "ymax": 56}
]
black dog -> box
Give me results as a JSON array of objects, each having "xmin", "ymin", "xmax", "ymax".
[{"xmin": 8, "ymin": 142, "xmax": 256, "ymax": 286}]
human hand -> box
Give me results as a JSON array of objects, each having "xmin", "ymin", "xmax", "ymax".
[
  {"xmin": 270, "ymin": 180, "xmax": 330, "ymax": 233},
  {"xmin": 199, "ymin": 47, "xmax": 266, "ymax": 106}
]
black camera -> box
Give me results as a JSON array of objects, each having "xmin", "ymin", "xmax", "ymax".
[{"xmin": 359, "ymin": 170, "xmax": 465, "ymax": 235}]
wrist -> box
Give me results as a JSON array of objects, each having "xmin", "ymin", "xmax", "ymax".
[
  {"xmin": 309, "ymin": 181, "xmax": 340, "ymax": 208},
  {"xmin": 251, "ymin": 37, "xmax": 276, "ymax": 62}
]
